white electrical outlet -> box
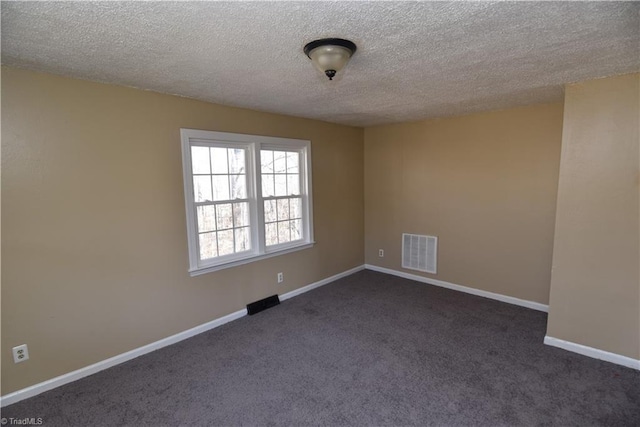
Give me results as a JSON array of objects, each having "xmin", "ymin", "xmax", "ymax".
[
  {"xmin": 379, "ymin": 249, "xmax": 384, "ymax": 257},
  {"xmin": 13, "ymin": 344, "xmax": 29, "ymax": 364},
  {"xmin": 277, "ymin": 272, "xmax": 284, "ymax": 283}
]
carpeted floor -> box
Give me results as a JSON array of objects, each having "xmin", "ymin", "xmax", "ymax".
[{"xmin": 2, "ymin": 270, "xmax": 639, "ymax": 426}]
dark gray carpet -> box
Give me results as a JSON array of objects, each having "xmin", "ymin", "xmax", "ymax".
[{"xmin": 2, "ymin": 270, "xmax": 639, "ymax": 426}]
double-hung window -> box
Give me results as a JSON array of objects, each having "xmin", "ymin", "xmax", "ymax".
[{"xmin": 180, "ymin": 129, "xmax": 314, "ymax": 275}]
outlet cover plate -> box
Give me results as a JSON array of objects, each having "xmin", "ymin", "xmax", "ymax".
[{"xmin": 13, "ymin": 344, "xmax": 29, "ymax": 363}]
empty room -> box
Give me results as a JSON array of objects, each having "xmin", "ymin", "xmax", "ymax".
[{"xmin": 1, "ymin": 1, "xmax": 639, "ymax": 426}]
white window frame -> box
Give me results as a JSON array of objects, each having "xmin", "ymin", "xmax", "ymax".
[{"xmin": 180, "ymin": 129, "xmax": 314, "ymax": 276}]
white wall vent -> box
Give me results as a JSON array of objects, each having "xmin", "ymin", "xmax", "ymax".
[{"xmin": 402, "ymin": 233, "xmax": 438, "ymax": 274}]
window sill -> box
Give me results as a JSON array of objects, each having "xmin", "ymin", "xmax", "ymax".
[{"xmin": 188, "ymin": 241, "xmax": 316, "ymax": 277}]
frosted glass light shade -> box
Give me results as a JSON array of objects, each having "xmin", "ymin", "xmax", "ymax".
[
  {"xmin": 304, "ymin": 38, "xmax": 357, "ymax": 80},
  {"xmin": 308, "ymin": 45, "xmax": 352, "ymax": 73}
]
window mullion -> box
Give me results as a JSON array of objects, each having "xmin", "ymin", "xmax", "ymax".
[
  {"xmin": 300, "ymin": 148, "xmax": 310, "ymax": 242},
  {"xmin": 254, "ymin": 145, "xmax": 266, "ymax": 254},
  {"xmin": 214, "ymin": 218, "xmax": 220, "ymax": 257}
]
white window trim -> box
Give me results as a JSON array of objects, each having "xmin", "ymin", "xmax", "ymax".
[{"xmin": 180, "ymin": 129, "xmax": 315, "ymax": 276}]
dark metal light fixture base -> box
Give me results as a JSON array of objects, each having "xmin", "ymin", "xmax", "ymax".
[{"xmin": 303, "ymin": 38, "xmax": 358, "ymax": 58}]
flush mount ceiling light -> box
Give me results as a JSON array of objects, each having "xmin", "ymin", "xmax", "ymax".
[{"xmin": 304, "ymin": 38, "xmax": 357, "ymax": 81}]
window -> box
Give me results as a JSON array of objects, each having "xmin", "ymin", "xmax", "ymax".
[{"xmin": 180, "ymin": 129, "xmax": 314, "ymax": 275}]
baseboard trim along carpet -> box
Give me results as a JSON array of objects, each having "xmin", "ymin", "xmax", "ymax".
[
  {"xmin": 280, "ymin": 265, "xmax": 364, "ymax": 301},
  {"xmin": 544, "ymin": 336, "xmax": 640, "ymax": 371},
  {"xmin": 0, "ymin": 264, "xmax": 366, "ymax": 407},
  {"xmin": 364, "ymin": 264, "xmax": 549, "ymax": 312}
]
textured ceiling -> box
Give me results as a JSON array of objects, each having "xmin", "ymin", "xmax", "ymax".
[{"xmin": 2, "ymin": 1, "xmax": 639, "ymax": 127}]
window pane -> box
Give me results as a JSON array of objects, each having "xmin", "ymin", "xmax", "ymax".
[
  {"xmin": 277, "ymin": 198, "xmax": 289, "ymax": 221},
  {"xmin": 199, "ymin": 232, "xmax": 217, "ymax": 260},
  {"xmin": 230, "ymin": 174, "xmax": 246, "ymax": 199},
  {"xmin": 193, "ymin": 176, "xmax": 212, "ymax": 202},
  {"xmin": 274, "ymin": 151, "xmax": 287, "ymax": 173},
  {"xmin": 216, "ymin": 204, "xmax": 233, "ymax": 230},
  {"xmin": 290, "ymin": 198, "xmax": 302, "ymax": 219},
  {"xmin": 235, "ymin": 227, "xmax": 250, "ymax": 252},
  {"xmin": 274, "ymin": 174, "xmax": 287, "ymax": 196},
  {"xmin": 210, "ymin": 147, "xmax": 228, "ymax": 174},
  {"xmin": 228, "ymin": 148, "xmax": 245, "ymax": 174},
  {"xmin": 233, "ymin": 202, "xmax": 249, "ymax": 227},
  {"xmin": 261, "ymin": 150, "xmax": 274, "ymax": 173},
  {"xmin": 218, "ymin": 229, "xmax": 234, "ymax": 256},
  {"xmin": 287, "ymin": 174, "xmax": 300, "ymax": 195},
  {"xmin": 290, "ymin": 219, "xmax": 302, "ymax": 241},
  {"xmin": 262, "ymin": 174, "xmax": 275, "ymax": 197},
  {"xmin": 191, "ymin": 147, "xmax": 210, "ymax": 174},
  {"xmin": 286, "ymin": 152, "xmax": 299, "ymax": 173},
  {"xmin": 197, "ymin": 205, "xmax": 216, "ymax": 232},
  {"xmin": 278, "ymin": 221, "xmax": 291, "ymax": 243},
  {"xmin": 212, "ymin": 175, "xmax": 230, "ymax": 201},
  {"xmin": 265, "ymin": 223, "xmax": 278, "ymax": 246},
  {"xmin": 264, "ymin": 199, "xmax": 277, "ymax": 223}
]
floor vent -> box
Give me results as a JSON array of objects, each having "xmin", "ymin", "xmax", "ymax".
[
  {"xmin": 247, "ymin": 295, "xmax": 280, "ymax": 315},
  {"xmin": 402, "ymin": 233, "xmax": 437, "ymax": 274}
]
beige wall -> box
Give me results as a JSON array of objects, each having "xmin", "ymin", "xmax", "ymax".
[
  {"xmin": 3, "ymin": 64, "xmax": 636, "ymax": 397},
  {"xmin": 364, "ymin": 103, "xmax": 564, "ymax": 304},
  {"xmin": 1, "ymin": 67, "xmax": 364, "ymax": 394},
  {"xmin": 547, "ymin": 73, "xmax": 640, "ymax": 359}
]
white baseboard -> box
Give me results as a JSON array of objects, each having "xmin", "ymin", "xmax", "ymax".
[
  {"xmin": 280, "ymin": 265, "xmax": 365, "ymax": 301},
  {"xmin": 544, "ymin": 336, "xmax": 640, "ymax": 370},
  {"xmin": 364, "ymin": 264, "xmax": 549, "ymax": 312},
  {"xmin": 0, "ymin": 264, "xmax": 365, "ymax": 407}
]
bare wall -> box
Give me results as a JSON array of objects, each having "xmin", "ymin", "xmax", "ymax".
[
  {"xmin": 364, "ymin": 103, "xmax": 564, "ymax": 304},
  {"xmin": 1, "ymin": 67, "xmax": 364, "ymax": 394},
  {"xmin": 547, "ymin": 73, "xmax": 639, "ymax": 359}
]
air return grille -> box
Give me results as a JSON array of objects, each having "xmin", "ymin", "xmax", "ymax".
[{"xmin": 402, "ymin": 233, "xmax": 438, "ymax": 274}]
